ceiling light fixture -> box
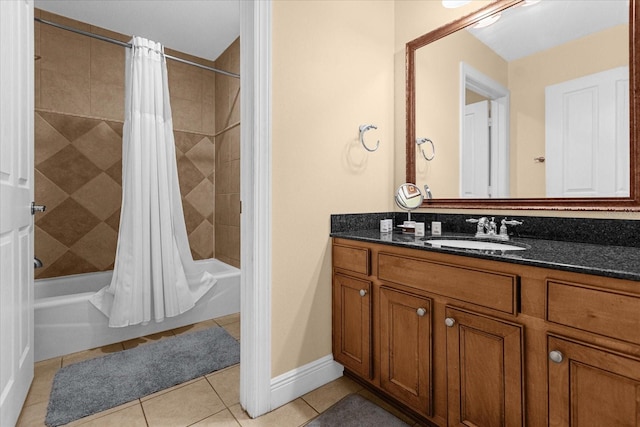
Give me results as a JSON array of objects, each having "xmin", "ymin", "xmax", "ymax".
[{"xmin": 442, "ymin": 0, "xmax": 472, "ymax": 8}]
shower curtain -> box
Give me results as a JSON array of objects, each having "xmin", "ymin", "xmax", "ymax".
[{"xmin": 90, "ymin": 36, "xmax": 216, "ymax": 327}]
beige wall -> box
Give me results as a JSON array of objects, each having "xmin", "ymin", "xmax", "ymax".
[
  {"xmin": 34, "ymin": 10, "xmax": 221, "ymax": 278},
  {"xmin": 215, "ymin": 39, "xmax": 241, "ymax": 268},
  {"xmin": 394, "ymin": 0, "xmax": 639, "ymax": 220},
  {"xmin": 271, "ymin": 0, "xmax": 395, "ymax": 377}
]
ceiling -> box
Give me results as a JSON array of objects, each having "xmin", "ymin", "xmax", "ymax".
[
  {"xmin": 468, "ymin": 0, "xmax": 629, "ymax": 61},
  {"xmin": 34, "ymin": 0, "xmax": 240, "ymax": 62}
]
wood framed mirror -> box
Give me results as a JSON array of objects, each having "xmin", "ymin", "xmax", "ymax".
[{"xmin": 406, "ymin": 0, "xmax": 639, "ymax": 210}]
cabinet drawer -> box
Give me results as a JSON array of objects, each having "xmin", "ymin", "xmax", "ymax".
[
  {"xmin": 378, "ymin": 253, "xmax": 518, "ymax": 314},
  {"xmin": 333, "ymin": 244, "xmax": 370, "ymax": 275},
  {"xmin": 547, "ymin": 280, "xmax": 640, "ymax": 345}
]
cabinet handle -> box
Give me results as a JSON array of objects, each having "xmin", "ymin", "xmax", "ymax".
[
  {"xmin": 416, "ymin": 307, "xmax": 426, "ymax": 317},
  {"xmin": 445, "ymin": 317, "xmax": 456, "ymax": 327},
  {"xmin": 549, "ymin": 350, "xmax": 564, "ymax": 364},
  {"xmin": 359, "ymin": 289, "xmax": 367, "ymax": 297}
]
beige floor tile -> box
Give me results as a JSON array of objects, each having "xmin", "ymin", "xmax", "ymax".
[
  {"xmin": 206, "ymin": 364, "xmax": 240, "ymax": 407},
  {"xmin": 222, "ymin": 321, "xmax": 240, "ymax": 340},
  {"xmin": 24, "ymin": 357, "xmax": 62, "ymax": 406},
  {"xmin": 66, "ymin": 401, "xmax": 142, "ymax": 427},
  {"xmin": 301, "ymin": 376, "xmax": 363, "ymax": 413},
  {"xmin": 356, "ymin": 389, "xmax": 419, "ymax": 426},
  {"xmin": 16, "ymin": 399, "xmax": 47, "ymax": 427},
  {"xmin": 172, "ymin": 319, "xmax": 218, "ymax": 336},
  {"xmin": 229, "ymin": 398, "xmax": 318, "ymax": 427},
  {"xmin": 191, "ymin": 408, "xmax": 241, "ymax": 426},
  {"xmin": 72, "ymin": 402, "xmax": 147, "ymax": 427},
  {"xmin": 122, "ymin": 330, "xmax": 176, "ymax": 350},
  {"xmin": 215, "ymin": 313, "xmax": 239, "ymax": 326},
  {"xmin": 62, "ymin": 343, "xmax": 125, "ymax": 366},
  {"xmin": 140, "ymin": 377, "xmax": 203, "ymax": 402},
  {"xmin": 143, "ymin": 378, "xmax": 225, "ymax": 427}
]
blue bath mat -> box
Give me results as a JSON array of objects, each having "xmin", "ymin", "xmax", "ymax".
[{"xmin": 45, "ymin": 326, "xmax": 240, "ymax": 426}]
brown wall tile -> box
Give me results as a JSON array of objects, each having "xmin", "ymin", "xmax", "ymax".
[{"xmin": 214, "ymin": 38, "xmax": 241, "ymax": 268}]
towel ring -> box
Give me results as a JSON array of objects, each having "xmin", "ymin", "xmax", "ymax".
[
  {"xmin": 416, "ymin": 137, "xmax": 435, "ymax": 161},
  {"xmin": 359, "ymin": 124, "xmax": 379, "ymax": 152}
]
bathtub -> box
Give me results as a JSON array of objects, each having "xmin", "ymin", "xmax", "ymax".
[{"xmin": 34, "ymin": 259, "xmax": 240, "ymax": 362}]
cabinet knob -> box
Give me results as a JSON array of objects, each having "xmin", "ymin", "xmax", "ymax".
[
  {"xmin": 549, "ymin": 350, "xmax": 564, "ymax": 364},
  {"xmin": 445, "ymin": 317, "xmax": 456, "ymax": 327},
  {"xmin": 359, "ymin": 289, "xmax": 367, "ymax": 297},
  {"xmin": 416, "ymin": 307, "xmax": 426, "ymax": 317}
]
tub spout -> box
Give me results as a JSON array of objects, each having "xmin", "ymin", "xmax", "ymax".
[{"xmin": 34, "ymin": 257, "xmax": 43, "ymax": 269}]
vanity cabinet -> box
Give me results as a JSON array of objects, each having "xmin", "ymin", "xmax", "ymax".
[
  {"xmin": 379, "ymin": 286, "xmax": 432, "ymax": 416},
  {"xmin": 444, "ymin": 306, "xmax": 523, "ymax": 427},
  {"xmin": 332, "ymin": 237, "xmax": 640, "ymax": 427},
  {"xmin": 332, "ymin": 272, "xmax": 372, "ymax": 379},
  {"xmin": 547, "ymin": 335, "xmax": 640, "ymax": 427}
]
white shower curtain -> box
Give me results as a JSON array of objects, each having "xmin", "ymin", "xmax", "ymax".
[{"xmin": 90, "ymin": 36, "xmax": 216, "ymax": 327}]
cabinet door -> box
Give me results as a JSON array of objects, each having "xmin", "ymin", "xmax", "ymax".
[
  {"xmin": 548, "ymin": 335, "xmax": 640, "ymax": 427},
  {"xmin": 380, "ymin": 286, "xmax": 432, "ymax": 416},
  {"xmin": 445, "ymin": 306, "xmax": 523, "ymax": 427},
  {"xmin": 332, "ymin": 273, "xmax": 372, "ymax": 378}
]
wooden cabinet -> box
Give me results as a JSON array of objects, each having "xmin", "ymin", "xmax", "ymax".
[
  {"xmin": 331, "ymin": 237, "xmax": 640, "ymax": 427},
  {"xmin": 548, "ymin": 335, "xmax": 640, "ymax": 427},
  {"xmin": 445, "ymin": 306, "xmax": 523, "ymax": 427},
  {"xmin": 379, "ymin": 286, "xmax": 432, "ymax": 416},
  {"xmin": 332, "ymin": 272, "xmax": 372, "ymax": 379}
]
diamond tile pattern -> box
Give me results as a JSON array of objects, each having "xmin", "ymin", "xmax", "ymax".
[{"xmin": 35, "ymin": 111, "xmax": 215, "ymax": 279}]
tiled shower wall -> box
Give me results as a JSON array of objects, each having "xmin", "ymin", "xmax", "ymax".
[
  {"xmin": 34, "ymin": 10, "xmax": 239, "ymax": 278},
  {"xmin": 215, "ymin": 39, "xmax": 241, "ymax": 268}
]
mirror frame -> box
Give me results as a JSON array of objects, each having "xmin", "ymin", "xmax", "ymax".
[{"xmin": 406, "ymin": 0, "xmax": 640, "ymax": 211}]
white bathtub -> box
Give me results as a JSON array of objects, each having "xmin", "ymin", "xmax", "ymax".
[{"xmin": 34, "ymin": 259, "xmax": 240, "ymax": 362}]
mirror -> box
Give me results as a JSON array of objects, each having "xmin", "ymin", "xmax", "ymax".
[
  {"xmin": 396, "ymin": 183, "xmax": 424, "ymax": 210},
  {"xmin": 406, "ymin": 0, "xmax": 640, "ymax": 210},
  {"xmin": 395, "ymin": 183, "xmax": 424, "ymax": 223}
]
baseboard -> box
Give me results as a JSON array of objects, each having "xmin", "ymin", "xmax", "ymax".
[{"xmin": 270, "ymin": 355, "xmax": 344, "ymax": 410}]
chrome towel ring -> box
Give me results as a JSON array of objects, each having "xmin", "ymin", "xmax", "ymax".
[
  {"xmin": 359, "ymin": 124, "xmax": 379, "ymax": 152},
  {"xmin": 416, "ymin": 137, "xmax": 435, "ymax": 161}
]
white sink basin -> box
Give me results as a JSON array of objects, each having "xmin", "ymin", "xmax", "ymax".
[{"xmin": 424, "ymin": 239, "xmax": 526, "ymax": 251}]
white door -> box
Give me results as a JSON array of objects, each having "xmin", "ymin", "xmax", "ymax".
[
  {"xmin": 489, "ymin": 98, "xmax": 509, "ymax": 198},
  {"xmin": 461, "ymin": 100, "xmax": 490, "ymax": 198},
  {"xmin": 0, "ymin": 1, "xmax": 35, "ymax": 426},
  {"xmin": 545, "ymin": 66, "xmax": 629, "ymax": 197}
]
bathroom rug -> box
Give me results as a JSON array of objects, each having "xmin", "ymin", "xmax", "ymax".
[
  {"xmin": 45, "ymin": 326, "xmax": 239, "ymax": 426},
  {"xmin": 305, "ymin": 393, "xmax": 411, "ymax": 426}
]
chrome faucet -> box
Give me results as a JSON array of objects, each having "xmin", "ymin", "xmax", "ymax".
[
  {"xmin": 466, "ymin": 217, "xmax": 489, "ymax": 237},
  {"xmin": 466, "ymin": 217, "xmax": 522, "ymax": 240}
]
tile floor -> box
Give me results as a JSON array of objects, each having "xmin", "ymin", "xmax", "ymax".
[{"xmin": 17, "ymin": 313, "xmax": 421, "ymax": 427}]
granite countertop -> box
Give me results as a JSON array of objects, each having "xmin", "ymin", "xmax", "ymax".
[{"xmin": 331, "ymin": 229, "xmax": 640, "ymax": 282}]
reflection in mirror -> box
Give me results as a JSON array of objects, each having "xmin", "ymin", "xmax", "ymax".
[
  {"xmin": 395, "ymin": 183, "xmax": 424, "ymax": 223},
  {"xmin": 407, "ymin": 0, "xmax": 639, "ymax": 209}
]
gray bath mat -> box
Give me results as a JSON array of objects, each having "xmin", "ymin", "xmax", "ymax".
[
  {"xmin": 45, "ymin": 326, "xmax": 240, "ymax": 427},
  {"xmin": 305, "ymin": 394, "xmax": 411, "ymax": 426}
]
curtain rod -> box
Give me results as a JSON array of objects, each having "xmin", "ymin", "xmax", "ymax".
[{"xmin": 34, "ymin": 17, "xmax": 240, "ymax": 79}]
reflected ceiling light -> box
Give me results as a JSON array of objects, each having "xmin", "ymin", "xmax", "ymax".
[
  {"xmin": 442, "ymin": 0, "xmax": 472, "ymax": 8},
  {"xmin": 523, "ymin": 0, "xmax": 542, "ymax": 5},
  {"xmin": 474, "ymin": 12, "xmax": 501, "ymax": 28}
]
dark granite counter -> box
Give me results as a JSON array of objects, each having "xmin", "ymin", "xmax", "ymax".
[{"xmin": 331, "ymin": 229, "xmax": 640, "ymax": 282}]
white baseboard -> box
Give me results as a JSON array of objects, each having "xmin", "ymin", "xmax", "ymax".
[{"xmin": 270, "ymin": 355, "xmax": 344, "ymax": 411}]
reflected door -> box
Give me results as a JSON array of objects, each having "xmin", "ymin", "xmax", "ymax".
[
  {"xmin": 462, "ymin": 101, "xmax": 490, "ymax": 198},
  {"xmin": 545, "ymin": 66, "xmax": 629, "ymax": 197}
]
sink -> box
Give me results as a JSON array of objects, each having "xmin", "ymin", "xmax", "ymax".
[{"xmin": 424, "ymin": 239, "xmax": 526, "ymax": 251}]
